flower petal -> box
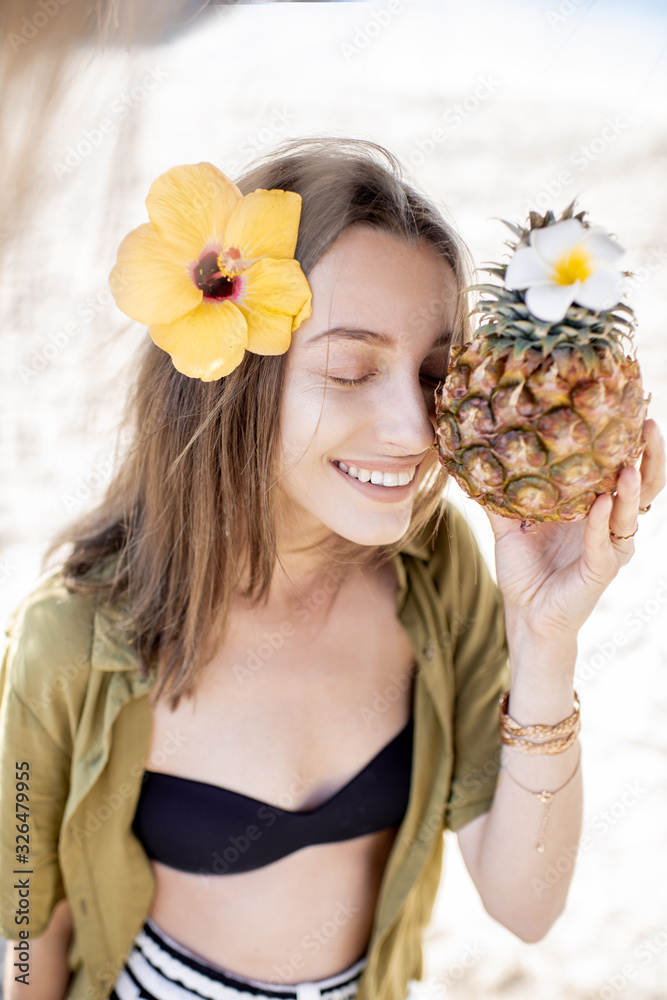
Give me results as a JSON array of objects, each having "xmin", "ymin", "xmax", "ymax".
[
  {"xmin": 530, "ymin": 218, "xmax": 585, "ymax": 266},
  {"xmin": 525, "ymin": 282, "xmax": 577, "ymax": 323},
  {"xmin": 146, "ymin": 163, "xmax": 242, "ymax": 261},
  {"xmin": 223, "ymin": 189, "xmax": 303, "ymax": 260},
  {"xmin": 240, "ymin": 257, "xmax": 313, "ymax": 315},
  {"xmin": 238, "ymin": 304, "xmax": 294, "ymax": 356},
  {"xmin": 574, "ymin": 261, "xmax": 625, "ymax": 311},
  {"xmin": 149, "ymin": 300, "xmax": 248, "ymax": 381},
  {"xmin": 292, "ymin": 294, "xmax": 312, "ymax": 332},
  {"xmin": 504, "ymin": 245, "xmax": 552, "ymax": 290},
  {"xmin": 235, "ymin": 258, "xmax": 311, "ymax": 354},
  {"xmin": 110, "ymin": 223, "xmax": 202, "ymax": 325},
  {"xmin": 579, "ymin": 227, "xmax": 625, "ymax": 263}
]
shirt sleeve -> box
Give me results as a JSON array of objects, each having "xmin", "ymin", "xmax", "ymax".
[
  {"xmin": 0, "ymin": 587, "xmax": 74, "ymax": 940},
  {"xmin": 438, "ymin": 505, "xmax": 510, "ymax": 833}
]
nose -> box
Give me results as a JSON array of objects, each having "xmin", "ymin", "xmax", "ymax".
[{"xmin": 374, "ymin": 370, "xmax": 438, "ymax": 458}]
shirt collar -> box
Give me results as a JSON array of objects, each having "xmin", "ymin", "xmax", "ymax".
[
  {"xmin": 91, "ymin": 601, "xmax": 142, "ymax": 672},
  {"xmin": 390, "ymin": 520, "xmax": 437, "ymax": 612}
]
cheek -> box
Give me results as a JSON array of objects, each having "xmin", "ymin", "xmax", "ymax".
[{"xmin": 278, "ymin": 384, "xmax": 331, "ymax": 470}]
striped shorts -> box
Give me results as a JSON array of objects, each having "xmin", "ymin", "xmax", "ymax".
[{"xmin": 110, "ymin": 917, "xmax": 368, "ymax": 1000}]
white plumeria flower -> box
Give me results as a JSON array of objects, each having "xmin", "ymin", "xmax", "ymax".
[{"xmin": 504, "ymin": 217, "xmax": 625, "ymax": 324}]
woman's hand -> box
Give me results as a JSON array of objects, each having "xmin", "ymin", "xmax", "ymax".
[{"xmin": 484, "ymin": 419, "xmax": 666, "ymax": 643}]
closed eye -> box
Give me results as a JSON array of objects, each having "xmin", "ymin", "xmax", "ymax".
[
  {"xmin": 327, "ymin": 374, "xmax": 374, "ymax": 387},
  {"xmin": 328, "ymin": 374, "xmax": 444, "ymax": 388}
]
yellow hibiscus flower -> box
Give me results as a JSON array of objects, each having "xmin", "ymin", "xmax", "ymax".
[{"xmin": 109, "ymin": 162, "xmax": 312, "ymax": 381}]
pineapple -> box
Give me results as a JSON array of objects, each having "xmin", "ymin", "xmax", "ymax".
[{"xmin": 435, "ymin": 203, "xmax": 650, "ymax": 526}]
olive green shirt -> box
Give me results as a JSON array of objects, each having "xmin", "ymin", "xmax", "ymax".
[{"xmin": 0, "ymin": 501, "xmax": 509, "ymax": 1000}]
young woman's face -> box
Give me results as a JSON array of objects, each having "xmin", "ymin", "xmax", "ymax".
[{"xmin": 276, "ymin": 224, "xmax": 459, "ymax": 547}]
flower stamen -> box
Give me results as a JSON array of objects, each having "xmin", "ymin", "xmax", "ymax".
[
  {"xmin": 218, "ymin": 246, "xmax": 246, "ymax": 278},
  {"xmin": 552, "ymin": 246, "xmax": 593, "ymax": 286}
]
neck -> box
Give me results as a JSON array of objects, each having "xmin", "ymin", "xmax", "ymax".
[{"xmin": 234, "ymin": 514, "xmax": 364, "ymax": 617}]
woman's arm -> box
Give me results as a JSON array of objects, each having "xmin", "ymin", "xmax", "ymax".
[
  {"xmin": 3, "ymin": 898, "xmax": 74, "ymax": 1000},
  {"xmin": 457, "ymin": 420, "xmax": 665, "ymax": 941},
  {"xmin": 457, "ymin": 631, "xmax": 582, "ymax": 941}
]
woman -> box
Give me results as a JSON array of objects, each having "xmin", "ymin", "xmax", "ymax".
[{"xmin": 1, "ymin": 137, "xmax": 664, "ymax": 1000}]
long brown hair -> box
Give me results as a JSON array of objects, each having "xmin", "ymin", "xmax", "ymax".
[{"xmin": 43, "ymin": 136, "xmax": 475, "ymax": 710}]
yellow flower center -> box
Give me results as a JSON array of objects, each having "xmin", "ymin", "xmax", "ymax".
[{"xmin": 552, "ymin": 245, "xmax": 593, "ymax": 286}]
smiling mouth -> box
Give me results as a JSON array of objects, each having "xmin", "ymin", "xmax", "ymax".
[{"xmin": 332, "ymin": 460, "xmax": 417, "ymax": 487}]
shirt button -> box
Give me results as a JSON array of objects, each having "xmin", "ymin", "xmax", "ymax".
[{"xmin": 423, "ymin": 642, "xmax": 437, "ymax": 661}]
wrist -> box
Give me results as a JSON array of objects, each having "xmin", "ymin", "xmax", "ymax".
[
  {"xmin": 505, "ymin": 608, "xmax": 578, "ymax": 673},
  {"xmin": 505, "ymin": 669, "xmax": 577, "ymax": 727},
  {"xmin": 504, "ymin": 602, "xmax": 579, "ymax": 644}
]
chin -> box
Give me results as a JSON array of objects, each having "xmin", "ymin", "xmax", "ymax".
[{"xmin": 329, "ymin": 508, "xmax": 414, "ymax": 548}]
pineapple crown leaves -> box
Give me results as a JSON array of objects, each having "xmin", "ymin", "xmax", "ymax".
[{"xmin": 463, "ymin": 200, "xmax": 637, "ymax": 368}]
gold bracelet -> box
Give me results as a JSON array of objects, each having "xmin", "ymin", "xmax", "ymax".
[
  {"xmin": 500, "ymin": 722, "xmax": 580, "ymax": 754},
  {"xmin": 499, "ymin": 690, "xmax": 580, "ymax": 740},
  {"xmin": 499, "ymin": 744, "xmax": 582, "ymax": 853}
]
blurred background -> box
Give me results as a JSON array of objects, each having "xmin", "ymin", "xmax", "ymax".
[{"xmin": 1, "ymin": 1, "xmax": 666, "ymax": 996}]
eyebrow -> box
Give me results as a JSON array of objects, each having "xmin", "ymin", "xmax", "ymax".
[{"xmin": 306, "ymin": 327, "xmax": 452, "ymax": 350}]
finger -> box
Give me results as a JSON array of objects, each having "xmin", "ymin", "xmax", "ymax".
[
  {"xmin": 584, "ymin": 492, "xmax": 617, "ymax": 571},
  {"xmin": 481, "ymin": 504, "xmax": 516, "ymax": 540},
  {"xmin": 608, "ymin": 464, "xmax": 641, "ymax": 547},
  {"xmin": 637, "ymin": 419, "xmax": 666, "ymax": 505}
]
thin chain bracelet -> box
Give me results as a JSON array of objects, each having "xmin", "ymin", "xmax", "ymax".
[{"xmin": 498, "ymin": 744, "xmax": 582, "ymax": 853}]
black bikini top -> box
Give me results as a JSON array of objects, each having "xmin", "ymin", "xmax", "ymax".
[{"xmin": 131, "ymin": 716, "xmax": 414, "ymax": 875}]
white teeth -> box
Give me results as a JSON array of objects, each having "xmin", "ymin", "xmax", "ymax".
[{"xmin": 335, "ymin": 461, "xmax": 416, "ymax": 487}]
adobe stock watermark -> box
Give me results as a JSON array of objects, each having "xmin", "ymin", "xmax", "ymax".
[
  {"xmin": 407, "ymin": 744, "xmax": 502, "ymax": 859},
  {"xmin": 531, "ymin": 778, "xmax": 649, "ymax": 898},
  {"xmin": 70, "ymin": 729, "xmax": 190, "ymax": 845},
  {"xmin": 17, "ymin": 270, "xmax": 130, "ymax": 383},
  {"xmin": 589, "ymin": 920, "xmax": 667, "ymax": 1000},
  {"xmin": 359, "ymin": 663, "xmax": 418, "ymax": 728},
  {"xmin": 358, "ymin": 613, "xmax": 475, "ymax": 727},
  {"xmin": 0, "ymin": 557, "xmax": 18, "ymax": 585},
  {"xmin": 221, "ymin": 108, "xmax": 295, "ymax": 176},
  {"xmin": 61, "ymin": 457, "xmax": 114, "ymax": 513},
  {"xmin": 545, "ymin": 0, "xmax": 593, "ymax": 28},
  {"xmin": 626, "ymin": 247, "xmax": 667, "ymax": 292},
  {"xmin": 408, "ymin": 290, "xmax": 459, "ymax": 339},
  {"xmin": 232, "ymin": 566, "xmax": 351, "ymax": 684},
  {"xmin": 6, "ymin": 0, "xmax": 71, "ymax": 53},
  {"xmin": 407, "ymin": 75, "xmax": 501, "ymax": 169},
  {"xmin": 52, "ymin": 66, "xmax": 168, "ymax": 179},
  {"xmin": 25, "ymin": 653, "xmax": 89, "ymax": 715},
  {"xmin": 522, "ymin": 116, "xmax": 630, "ymax": 216},
  {"xmin": 575, "ymin": 579, "xmax": 667, "ymax": 686},
  {"xmin": 340, "ymin": 0, "xmax": 403, "ymax": 63},
  {"xmin": 196, "ymin": 770, "xmax": 317, "ymax": 885},
  {"xmin": 424, "ymin": 942, "xmax": 486, "ymax": 995},
  {"xmin": 270, "ymin": 899, "xmax": 362, "ymax": 984}
]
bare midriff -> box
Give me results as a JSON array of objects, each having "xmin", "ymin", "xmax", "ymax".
[{"xmin": 144, "ymin": 559, "xmax": 417, "ymax": 983}]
